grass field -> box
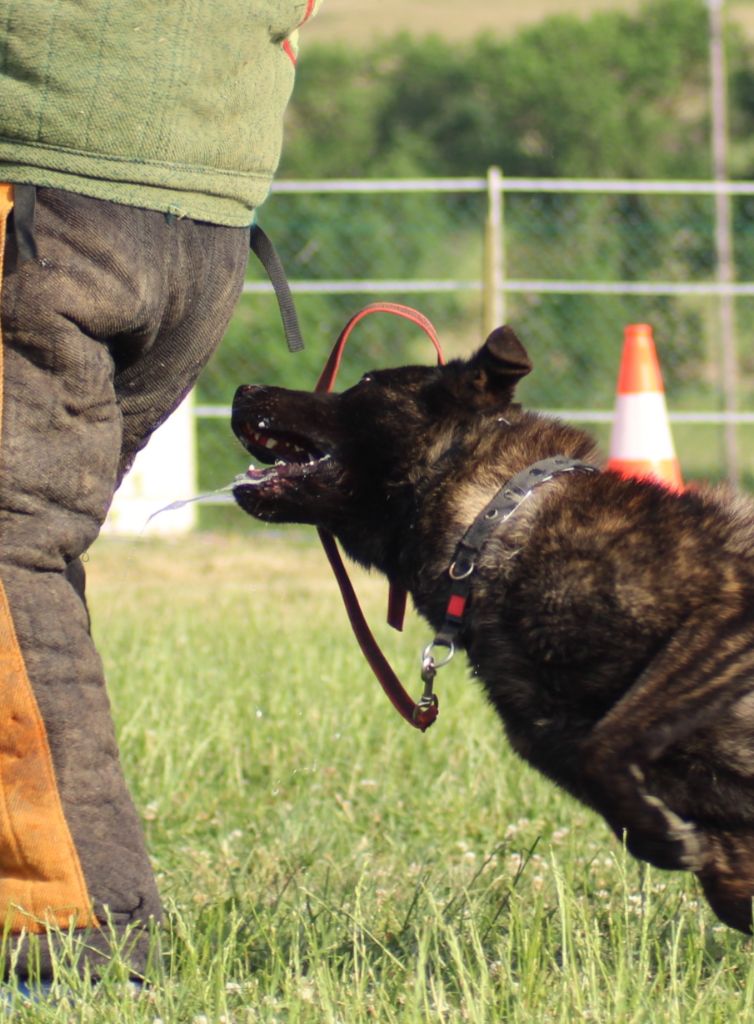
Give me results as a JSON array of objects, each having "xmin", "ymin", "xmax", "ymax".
[
  {"xmin": 305, "ymin": 0, "xmax": 754, "ymax": 45},
  {"xmin": 14, "ymin": 529, "xmax": 754, "ymax": 1022}
]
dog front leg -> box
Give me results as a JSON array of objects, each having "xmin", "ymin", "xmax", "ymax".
[{"xmin": 582, "ymin": 607, "xmax": 754, "ymax": 873}]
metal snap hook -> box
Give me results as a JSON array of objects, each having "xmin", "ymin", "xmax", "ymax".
[{"xmin": 421, "ymin": 639, "xmax": 455, "ymax": 678}]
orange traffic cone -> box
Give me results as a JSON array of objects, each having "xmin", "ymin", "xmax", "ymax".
[{"xmin": 606, "ymin": 323, "xmax": 683, "ymax": 492}]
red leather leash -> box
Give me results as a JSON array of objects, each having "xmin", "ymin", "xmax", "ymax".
[
  {"xmin": 315, "ymin": 302, "xmax": 445, "ymax": 731},
  {"xmin": 249, "ymin": 229, "xmax": 444, "ymax": 730},
  {"xmin": 315, "ymin": 301, "xmax": 445, "ymax": 391}
]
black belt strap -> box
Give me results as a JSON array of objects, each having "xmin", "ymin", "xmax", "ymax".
[
  {"xmin": 4, "ymin": 183, "xmax": 38, "ymax": 272},
  {"xmin": 13, "ymin": 184, "xmax": 37, "ymax": 263},
  {"xmin": 250, "ymin": 223, "xmax": 305, "ymax": 353}
]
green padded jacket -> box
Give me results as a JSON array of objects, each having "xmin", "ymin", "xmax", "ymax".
[{"xmin": 0, "ymin": 0, "xmax": 321, "ymax": 226}]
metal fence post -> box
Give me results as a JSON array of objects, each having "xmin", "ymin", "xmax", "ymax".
[
  {"xmin": 708, "ymin": 0, "xmax": 740, "ymax": 485},
  {"xmin": 484, "ymin": 166, "xmax": 505, "ymax": 334}
]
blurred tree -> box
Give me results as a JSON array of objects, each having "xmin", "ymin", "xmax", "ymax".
[{"xmin": 282, "ymin": 0, "xmax": 716, "ymax": 181}]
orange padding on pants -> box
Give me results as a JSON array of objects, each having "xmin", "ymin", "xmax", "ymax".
[{"xmin": 0, "ymin": 184, "xmax": 97, "ymax": 932}]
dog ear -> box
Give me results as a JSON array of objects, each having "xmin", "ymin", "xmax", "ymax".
[
  {"xmin": 481, "ymin": 326, "xmax": 532, "ymax": 383},
  {"xmin": 466, "ymin": 326, "xmax": 532, "ymax": 401}
]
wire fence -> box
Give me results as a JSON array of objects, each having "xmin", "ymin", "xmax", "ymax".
[{"xmin": 196, "ymin": 173, "xmax": 754, "ymax": 518}]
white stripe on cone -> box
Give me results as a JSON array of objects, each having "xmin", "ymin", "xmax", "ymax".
[{"xmin": 609, "ymin": 392, "xmax": 678, "ymax": 461}]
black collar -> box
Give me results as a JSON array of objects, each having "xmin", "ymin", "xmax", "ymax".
[
  {"xmin": 448, "ymin": 455, "xmax": 599, "ymax": 581},
  {"xmin": 419, "ymin": 456, "xmax": 599, "ymax": 691}
]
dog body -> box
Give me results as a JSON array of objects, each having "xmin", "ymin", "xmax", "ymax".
[{"xmin": 232, "ymin": 327, "xmax": 754, "ymax": 932}]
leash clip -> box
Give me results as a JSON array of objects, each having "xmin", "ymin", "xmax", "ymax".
[
  {"xmin": 414, "ymin": 639, "xmax": 452, "ymax": 730},
  {"xmin": 421, "ymin": 639, "xmax": 455, "ymax": 682}
]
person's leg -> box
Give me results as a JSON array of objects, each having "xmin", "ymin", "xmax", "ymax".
[
  {"xmin": 0, "ymin": 187, "xmax": 248, "ymax": 980},
  {"xmin": 112, "ymin": 209, "xmax": 252, "ymax": 483}
]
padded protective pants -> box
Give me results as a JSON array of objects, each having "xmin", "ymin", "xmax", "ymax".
[{"xmin": 0, "ymin": 185, "xmax": 249, "ymax": 979}]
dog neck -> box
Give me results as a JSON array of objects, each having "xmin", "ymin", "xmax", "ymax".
[
  {"xmin": 446, "ymin": 456, "xmax": 600, "ymax": 580},
  {"xmin": 403, "ymin": 453, "xmax": 600, "ymax": 635}
]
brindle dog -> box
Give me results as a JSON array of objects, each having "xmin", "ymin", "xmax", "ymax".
[{"xmin": 232, "ymin": 326, "xmax": 754, "ymax": 933}]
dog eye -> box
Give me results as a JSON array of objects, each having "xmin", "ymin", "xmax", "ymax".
[{"xmin": 360, "ymin": 374, "xmax": 374, "ymax": 385}]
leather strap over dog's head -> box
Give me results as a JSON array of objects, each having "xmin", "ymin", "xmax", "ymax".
[{"xmin": 316, "ymin": 303, "xmax": 446, "ymax": 731}]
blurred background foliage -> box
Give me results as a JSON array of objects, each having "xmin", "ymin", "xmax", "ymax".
[
  {"xmin": 199, "ymin": 0, "xmax": 754, "ymax": 518},
  {"xmin": 282, "ymin": 0, "xmax": 713, "ymax": 180}
]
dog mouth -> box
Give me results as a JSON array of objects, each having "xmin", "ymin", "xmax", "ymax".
[{"xmin": 234, "ymin": 422, "xmax": 333, "ymax": 488}]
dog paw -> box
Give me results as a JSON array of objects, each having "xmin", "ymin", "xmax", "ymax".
[{"xmin": 624, "ymin": 764, "xmax": 710, "ymax": 872}]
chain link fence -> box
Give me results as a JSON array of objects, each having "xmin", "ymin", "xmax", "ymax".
[{"xmin": 196, "ymin": 174, "xmax": 754, "ymax": 528}]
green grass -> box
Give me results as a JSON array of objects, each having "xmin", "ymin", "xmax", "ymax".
[{"xmin": 17, "ymin": 529, "xmax": 754, "ymax": 1021}]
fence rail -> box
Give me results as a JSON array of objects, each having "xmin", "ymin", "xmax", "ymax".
[
  {"xmin": 243, "ymin": 279, "xmax": 754, "ymax": 298},
  {"xmin": 270, "ymin": 176, "xmax": 754, "ymax": 195},
  {"xmin": 238, "ymin": 175, "xmax": 754, "ymax": 302},
  {"xmin": 196, "ymin": 405, "xmax": 754, "ymax": 425}
]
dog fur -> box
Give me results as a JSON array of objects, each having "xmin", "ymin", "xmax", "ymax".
[{"xmin": 232, "ymin": 325, "xmax": 754, "ymax": 933}]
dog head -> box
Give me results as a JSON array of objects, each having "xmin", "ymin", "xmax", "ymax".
[{"xmin": 231, "ymin": 326, "xmax": 532, "ymax": 559}]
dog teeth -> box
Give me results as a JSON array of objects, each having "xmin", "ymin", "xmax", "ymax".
[{"xmin": 244, "ymin": 425, "xmax": 327, "ymax": 465}]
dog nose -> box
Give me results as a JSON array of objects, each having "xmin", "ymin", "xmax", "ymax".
[{"xmin": 233, "ymin": 384, "xmax": 267, "ymax": 401}]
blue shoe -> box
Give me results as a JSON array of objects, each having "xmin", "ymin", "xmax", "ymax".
[
  {"xmin": 0, "ymin": 978, "xmax": 55, "ymax": 1007},
  {"xmin": 18, "ymin": 978, "xmax": 57, "ymax": 999},
  {"xmin": 2, "ymin": 976, "xmax": 143, "ymax": 1008}
]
